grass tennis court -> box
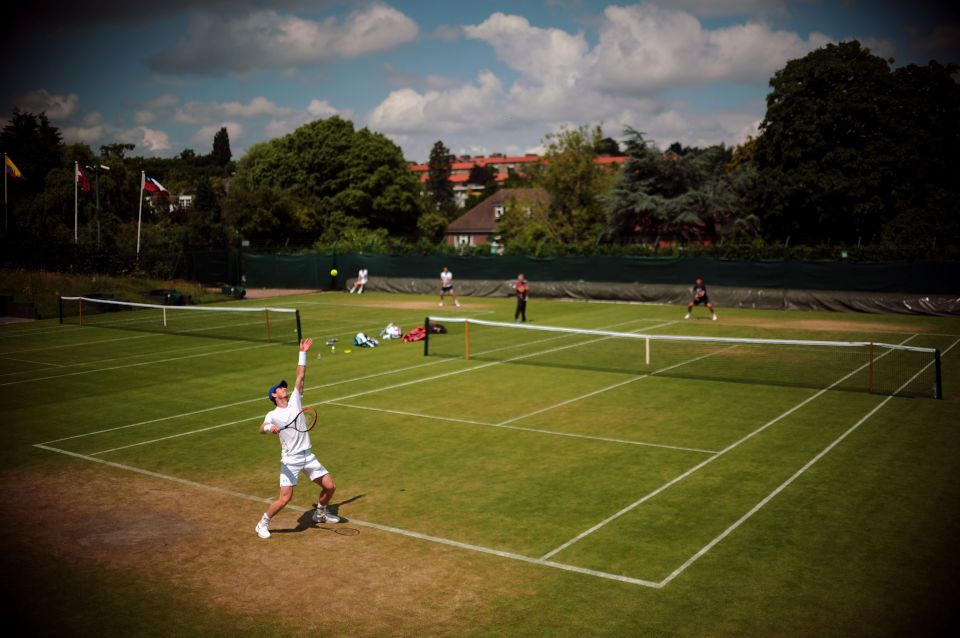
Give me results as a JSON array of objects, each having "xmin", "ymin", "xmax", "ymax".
[{"xmin": 2, "ymin": 292, "xmax": 959, "ymax": 636}]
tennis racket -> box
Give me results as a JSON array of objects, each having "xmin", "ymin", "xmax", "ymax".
[{"xmin": 279, "ymin": 406, "xmax": 318, "ymax": 432}]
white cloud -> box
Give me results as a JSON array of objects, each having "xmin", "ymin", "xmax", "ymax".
[
  {"xmin": 588, "ymin": 4, "xmax": 830, "ymax": 92},
  {"xmin": 368, "ymin": 70, "xmax": 506, "ymax": 133},
  {"xmin": 61, "ymin": 125, "xmax": 106, "ymax": 145},
  {"xmin": 369, "ymin": 5, "xmax": 830, "ymax": 160},
  {"xmin": 307, "ymin": 99, "xmax": 339, "ymax": 118},
  {"xmin": 264, "ymin": 99, "xmax": 349, "ymax": 139},
  {"xmin": 175, "ymin": 97, "xmax": 294, "ymax": 124},
  {"xmin": 14, "ymin": 90, "xmax": 80, "ymax": 120},
  {"xmin": 464, "ymin": 13, "xmax": 588, "ymax": 86},
  {"xmin": 148, "ymin": 3, "xmax": 418, "ymax": 74},
  {"xmin": 116, "ymin": 126, "xmax": 173, "ymax": 153}
]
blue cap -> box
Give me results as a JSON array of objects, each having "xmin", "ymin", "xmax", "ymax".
[{"xmin": 268, "ymin": 380, "xmax": 287, "ymax": 403}]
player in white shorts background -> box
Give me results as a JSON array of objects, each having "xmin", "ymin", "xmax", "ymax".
[
  {"xmin": 255, "ymin": 337, "xmax": 341, "ymax": 539},
  {"xmin": 438, "ymin": 266, "xmax": 461, "ymax": 307},
  {"xmin": 349, "ymin": 267, "xmax": 368, "ymax": 294}
]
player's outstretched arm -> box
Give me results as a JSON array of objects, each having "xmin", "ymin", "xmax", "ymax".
[{"xmin": 294, "ymin": 338, "xmax": 313, "ymax": 393}]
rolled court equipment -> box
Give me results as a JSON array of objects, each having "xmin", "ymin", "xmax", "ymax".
[
  {"xmin": 424, "ymin": 316, "xmax": 943, "ymax": 399},
  {"xmin": 59, "ymin": 296, "xmax": 302, "ymax": 343}
]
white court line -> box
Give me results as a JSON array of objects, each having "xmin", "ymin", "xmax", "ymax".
[
  {"xmin": 657, "ymin": 335, "xmax": 960, "ymax": 588},
  {"xmin": 328, "ymin": 401, "xmax": 718, "ymax": 454},
  {"xmin": 37, "ymin": 317, "xmax": 662, "ymax": 446},
  {"xmin": 0, "ymin": 331, "xmax": 156, "ymax": 355},
  {"xmin": 32, "ymin": 442, "xmax": 661, "ymax": 588},
  {"xmin": 0, "ymin": 355, "xmax": 65, "ymax": 368},
  {"xmin": 0, "ymin": 342, "xmax": 274, "ymax": 387},
  {"xmin": 32, "ymin": 328, "xmax": 949, "ymax": 588},
  {"xmin": 538, "ymin": 333, "xmax": 922, "ymax": 561},
  {"xmin": 0, "ymin": 340, "xmax": 233, "ymax": 378}
]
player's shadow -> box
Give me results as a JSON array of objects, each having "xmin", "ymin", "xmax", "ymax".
[{"xmin": 272, "ymin": 494, "xmax": 365, "ymax": 535}]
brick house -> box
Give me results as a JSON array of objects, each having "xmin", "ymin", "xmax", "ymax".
[{"xmin": 443, "ymin": 188, "xmax": 549, "ymax": 252}]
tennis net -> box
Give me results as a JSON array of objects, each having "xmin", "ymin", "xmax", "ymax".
[
  {"xmin": 423, "ymin": 317, "xmax": 942, "ymax": 399},
  {"xmin": 59, "ymin": 296, "xmax": 301, "ymax": 344}
]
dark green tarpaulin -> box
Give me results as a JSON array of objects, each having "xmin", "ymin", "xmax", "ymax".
[{"xmin": 238, "ymin": 252, "xmax": 958, "ymax": 295}]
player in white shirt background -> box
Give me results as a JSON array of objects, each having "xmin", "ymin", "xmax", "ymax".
[
  {"xmin": 438, "ymin": 266, "xmax": 461, "ymax": 307},
  {"xmin": 349, "ymin": 267, "xmax": 368, "ymax": 294}
]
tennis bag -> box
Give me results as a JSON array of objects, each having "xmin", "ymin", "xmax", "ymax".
[
  {"xmin": 401, "ymin": 326, "xmax": 427, "ymax": 342},
  {"xmin": 353, "ymin": 332, "xmax": 379, "ymax": 348}
]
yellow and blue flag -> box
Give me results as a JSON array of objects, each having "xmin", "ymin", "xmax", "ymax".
[{"xmin": 5, "ymin": 155, "xmax": 24, "ymax": 180}]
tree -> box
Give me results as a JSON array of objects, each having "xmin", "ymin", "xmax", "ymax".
[
  {"xmin": 604, "ymin": 128, "xmax": 742, "ymax": 244},
  {"xmin": 211, "ymin": 127, "xmax": 232, "ymax": 167},
  {"xmin": 425, "ymin": 140, "xmax": 456, "ymax": 217},
  {"xmin": 751, "ymin": 40, "xmax": 960, "ymax": 246},
  {"xmin": 595, "ymin": 137, "xmax": 621, "ymax": 156},
  {"xmin": 533, "ymin": 124, "xmax": 617, "ymax": 244},
  {"xmin": 226, "ymin": 116, "xmax": 422, "ymax": 245},
  {"xmin": 0, "ymin": 110, "xmax": 64, "ymax": 201}
]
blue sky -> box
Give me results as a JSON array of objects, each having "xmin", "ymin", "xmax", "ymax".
[{"xmin": 3, "ymin": 1, "xmax": 957, "ymax": 163}]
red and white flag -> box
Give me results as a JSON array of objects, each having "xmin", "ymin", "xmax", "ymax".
[
  {"xmin": 143, "ymin": 176, "xmax": 169, "ymax": 195},
  {"xmin": 76, "ymin": 164, "xmax": 91, "ymax": 193}
]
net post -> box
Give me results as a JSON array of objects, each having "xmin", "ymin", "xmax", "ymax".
[
  {"xmin": 58, "ymin": 296, "xmax": 64, "ymax": 325},
  {"xmin": 163, "ymin": 307, "xmax": 167, "ymax": 327},
  {"xmin": 934, "ymin": 349, "xmax": 942, "ymax": 400},
  {"xmin": 295, "ymin": 310, "xmax": 302, "ymax": 343},
  {"xmin": 265, "ymin": 309, "xmax": 271, "ymax": 342},
  {"xmin": 465, "ymin": 319, "xmax": 470, "ymax": 361},
  {"xmin": 423, "ymin": 316, "xmax": 430, "ymax": 356},
  {"xmin": 645, "ymin": 337, "xmax": 650, "ymax": 366},
  {"xmin": 868, "ymin": 342, "xmax": 874, "ymax": 394},
  {"xmin": 79, "ymin": 298, "xmax": 84, "ymax": 327}
]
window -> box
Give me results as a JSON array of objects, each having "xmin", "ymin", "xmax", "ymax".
[
  {"xmin": 456, "ymin": 235, "xmax": 472, "ymax": 246},
  {"xmin": 494, "ymin": 205, "xmax": 504, "ymax": 220}
]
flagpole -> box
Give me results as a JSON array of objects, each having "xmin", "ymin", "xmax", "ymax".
[
  {"xmin": 137, "ymin": 171, "xmax": 145, "ymax": 262},
  {"xmin": 74, "ymin": 161, "xmax": 79, "ymax": 243}
]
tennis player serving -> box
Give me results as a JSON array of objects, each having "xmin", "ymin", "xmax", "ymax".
[{"xmin": 255, "ymin": 338, "xmax": 341, "ymax": 539}]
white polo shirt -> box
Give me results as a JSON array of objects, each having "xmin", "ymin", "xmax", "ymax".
[{"xmin": 264, "ymin": 388, "xmax": 312, "ymax": 459}]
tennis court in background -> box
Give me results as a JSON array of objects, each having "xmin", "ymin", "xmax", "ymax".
[{"xmin": 4, "ymin": 292, "xmax": 959, "ymax": 591}]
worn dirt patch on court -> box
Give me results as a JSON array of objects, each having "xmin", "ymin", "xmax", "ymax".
[
  {"xmin": 241, "ymin": 288, "xmax": 320, "ymax": 299},
  {"xmin": 0, "ymin": 463, "xmax": 519, "ymax": 636},
  {"xmin": 717, "ymin": 316, "xmax": 929, "ymax": 334}
]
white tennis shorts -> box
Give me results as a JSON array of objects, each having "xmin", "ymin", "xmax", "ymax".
[{"xmin": 279, "ymin": 451, "xmax": 328, "ymax": 487}]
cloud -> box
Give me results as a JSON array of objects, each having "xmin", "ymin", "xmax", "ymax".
[
  {"xmin": 369, "ymin": 5, "xmax": 822, "ymax": 160},
  {"xmin": 265, "ymin": 99, "xmax": 348, "ymax": 138},
  {"xmin": 61, "ymin": 125, "xmax": 106, "ymax": 145},
  {"xmin": 588, "ymin": 4, "xmax": 830, "ymax": 93},
  {"xmin": 175, "ymin": 97, "xmax": 294, "ymax": 124},
  {"xmin": 115, "ymin": 126, "xmax": 173, "ymax": 153},
  {"xmin": 464, "ymin": 13, "xmax": 588, "ymax": 86},
  {"xmin": 13, "ymin": 90, "xmax": 79, "ymax": 120},
  {"xmin": 147, "ymin": 4, "xmax": 417, "ymax": 74}
]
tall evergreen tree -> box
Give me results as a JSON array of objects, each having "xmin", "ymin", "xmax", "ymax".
[
  {"xmin": 211, "ymin": 127, "xmax": 232, "ymax": 167},
  {"xmin": 425, "ymin": 140, "xmax": 456, "ymax": 216}
]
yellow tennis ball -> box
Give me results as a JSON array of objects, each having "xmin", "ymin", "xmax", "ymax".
[{"xmin": 330, "ymin": 268, "xmax": 338, "ymax": 276}]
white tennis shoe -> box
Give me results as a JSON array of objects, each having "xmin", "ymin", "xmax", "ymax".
[
  {"xmin": 684, "ymin": 312, "xmax": 691, "ymax": 319},
  {"xmin": 712, "ymin": 313, "xmax": 718, "ymax": 321},
  {"xmin": 255, "ymin": 516, "xmax": 271, "ymax": 539},
  {"xmin": 313, "ymin": 505, "xmax": 341, "ymax": 524}
]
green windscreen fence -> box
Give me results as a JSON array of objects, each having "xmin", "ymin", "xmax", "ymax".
[{"xmin": 233, "ymin": 252, "xmax": 959, "ymax": 294}]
